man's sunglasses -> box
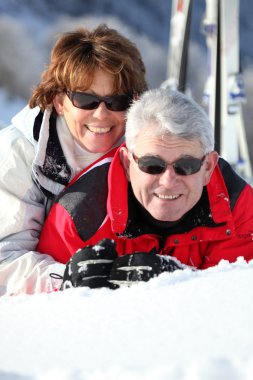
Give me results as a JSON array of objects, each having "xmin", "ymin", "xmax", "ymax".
[
  {"xmin": 66, "ymin": 90, "xmax": 132, "ymax": 112},
  {"xmin": 132, "ymin": 153, "xmax": 206, "ymax": 176}
]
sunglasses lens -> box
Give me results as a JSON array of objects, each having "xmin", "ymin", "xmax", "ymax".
[
  {"xmin": 174, "ymin": 157, "xmax": 203, "ymax": 175},
  {"xmin": 138, "ymin": 156, "xmax": 166, "ymax": 174},
  {"xmin": 107, "ymin": 95, "xmax": 132, "ymax": 111},
  {"xmin": 71, "ymin": 93, "xmax": 99, "ymax": 110}
]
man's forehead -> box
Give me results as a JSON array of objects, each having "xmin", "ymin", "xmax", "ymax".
[{"xmin": 134, "ymin": 130, "xmax": 201, "ymax": 151}]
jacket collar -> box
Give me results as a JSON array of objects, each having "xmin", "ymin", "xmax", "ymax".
[
  {"xmin": 12, "ymin": 105, "xmax": 41, "ymax": 145},
  {"xmin": 206, "ymin": 159, "xmax": 233, "ymax": 224},
  {"xmin": 107, "ymin": 144, "xmax": 129, "ymax": 233},
  {"xmin": 12, "ymin": 105, "xmax": 72, "ymax": 197}
]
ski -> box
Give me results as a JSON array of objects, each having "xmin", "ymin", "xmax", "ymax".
[
  {"xmin": 219, "ymin": 0, "xmax": 251, "ymax": 180},
  {"xmin": 203, "ymin": 0, "xmax": 252, "ymax": 181},
  {"xmin": 202, "ymin": 0, "xmax": 218, "ymax": 138},
  {"xmin": 165, "ymin": 0, "xmax": 192, "ymax": 91}
]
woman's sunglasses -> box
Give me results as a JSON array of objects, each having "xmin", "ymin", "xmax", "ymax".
[
  {"xmin": 66, "ymin": 90, "xmax": 132, "ymax": 112},
  {"xmin": 132, "ymin": 153, "xmax": 206, "ymax": 176}
]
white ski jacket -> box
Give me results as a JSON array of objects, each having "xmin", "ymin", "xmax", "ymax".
[{"xmin": 0, "ymin": 105, "xmax": 73, "ymax": 295}]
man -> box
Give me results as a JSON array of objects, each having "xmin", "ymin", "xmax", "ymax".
[{"xmin": 38, "ymin": 88, "xmax": 253, "ymax": 290}]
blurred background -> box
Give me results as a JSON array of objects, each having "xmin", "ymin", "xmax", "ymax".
[{"xmin": 0, "ymin": 0, "xmax": 252, "ymax": 164}]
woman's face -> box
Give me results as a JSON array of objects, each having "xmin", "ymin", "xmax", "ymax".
[{"xmin": 53, "ymin": 69, "xmax": 126, "ymax": 153}]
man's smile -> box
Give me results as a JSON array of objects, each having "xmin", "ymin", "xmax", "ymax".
[{"xmin": 155, "ymin": 193, "xmax": 181, "ymax": 200}]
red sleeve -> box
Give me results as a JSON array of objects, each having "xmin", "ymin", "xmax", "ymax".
[
  {"xmin": 37, "ymin": 203, "xmax": 86, "ymax": 264},
  {"xmin": 201, "ymin": 184, "xmax": 253, "ymax": 268}
]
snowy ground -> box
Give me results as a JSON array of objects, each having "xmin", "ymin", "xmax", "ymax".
[{"xmin": 0, "ymin": 257, "xmax": 253, "ymax": 380}]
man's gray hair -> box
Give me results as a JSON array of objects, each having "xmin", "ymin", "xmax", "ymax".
[{"xmin": 125, "ymin": 88, "xmax": 214, "ymax": 154}]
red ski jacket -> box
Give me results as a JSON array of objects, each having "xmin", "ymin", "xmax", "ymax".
[{"xmin": 38, "ymin": 146, "xmax": 253, "ymax": 269}]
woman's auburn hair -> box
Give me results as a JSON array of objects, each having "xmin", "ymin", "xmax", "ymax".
[{"xmin": 29, "ymin": 24, "xmax": 148, "ymax": 110}]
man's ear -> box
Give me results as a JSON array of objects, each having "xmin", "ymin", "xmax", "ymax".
[
  {"xmin": 203, "ymin": 151, "xmax": 219, "ymax": 185},
  {"xmin": 53, "ymin": 94, "xmax": 64, "ymax": 115},
  {"xmin": 119, "ymin": 147, "xmax": 131, "ymax": 181}
]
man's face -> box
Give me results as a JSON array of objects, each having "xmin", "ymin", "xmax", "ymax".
[{"xmin": 121, "ymin": 128, "xmax": 218, "ymax": 222}]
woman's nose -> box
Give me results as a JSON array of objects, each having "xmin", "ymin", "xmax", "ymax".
[{"xmin": 92, "ymin": 102, "xmax": 110, "ymax": 118}]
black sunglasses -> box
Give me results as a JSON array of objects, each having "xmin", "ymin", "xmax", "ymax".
[
  {"xmin": 66, "ymin": 90, "xmax": 132, "ymax": 112},
  {"xmin": 132, "ymin": 153, "xmax": 206, "ymax": 176}
]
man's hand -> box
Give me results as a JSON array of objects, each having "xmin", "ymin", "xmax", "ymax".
[
  {"xmin": 61, "ymin": 239, "xmax": 117, "ymax": 290},
  {"xmin": 109, "ymin": 251, "xmax": 184, "ymax": 286}
]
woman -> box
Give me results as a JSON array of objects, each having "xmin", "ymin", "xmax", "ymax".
[{"xmin": 0, "ymin": 24, "xmax": 147, "ymax": 295}]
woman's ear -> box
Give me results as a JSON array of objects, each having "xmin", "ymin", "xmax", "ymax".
[
  {"xmin": 203, "ymin": 151, "xmax": 219, "ymax": 185},
  {"xmin": 119, "ymin": 147, "xmax": 131, "ymax": 181},
  {"xmin": 53, "ymin": 94, "xmax": 64, "ymax": 115}
]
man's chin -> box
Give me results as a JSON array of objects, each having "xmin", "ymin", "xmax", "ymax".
[{"xmin": 150, "ymin": 209, "xmax": 183, "ymax": 223}]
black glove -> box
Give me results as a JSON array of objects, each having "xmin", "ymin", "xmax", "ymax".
[
  {"xmin": 109, "ymin": 251, "xmax": 184, "ymax": 286},
  {"xmin": 61, "ymin": 239, "xmax": 118, "ymax": 290}
]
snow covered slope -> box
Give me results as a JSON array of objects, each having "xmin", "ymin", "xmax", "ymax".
[{"xmin": 0, "ymin": 258, "xmax": 253, "ymax": 380}]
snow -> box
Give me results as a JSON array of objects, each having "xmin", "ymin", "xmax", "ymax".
[{"xmin": 1, "ymin": 258, "xmax": 253, "ymax": 380}]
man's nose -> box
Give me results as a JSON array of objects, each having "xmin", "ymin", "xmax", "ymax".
[{"xmin": 158, "ymin": 165, "xmax": 178, "ymax": 185}]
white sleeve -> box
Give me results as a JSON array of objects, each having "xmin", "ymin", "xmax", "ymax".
[
  {"xmin": 0, "ymin": 252, "xmax": 65, "ymax": 295},
  {"xmin": 0, "ymin": 126, "xmax": 65, "ymax": 295}
]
